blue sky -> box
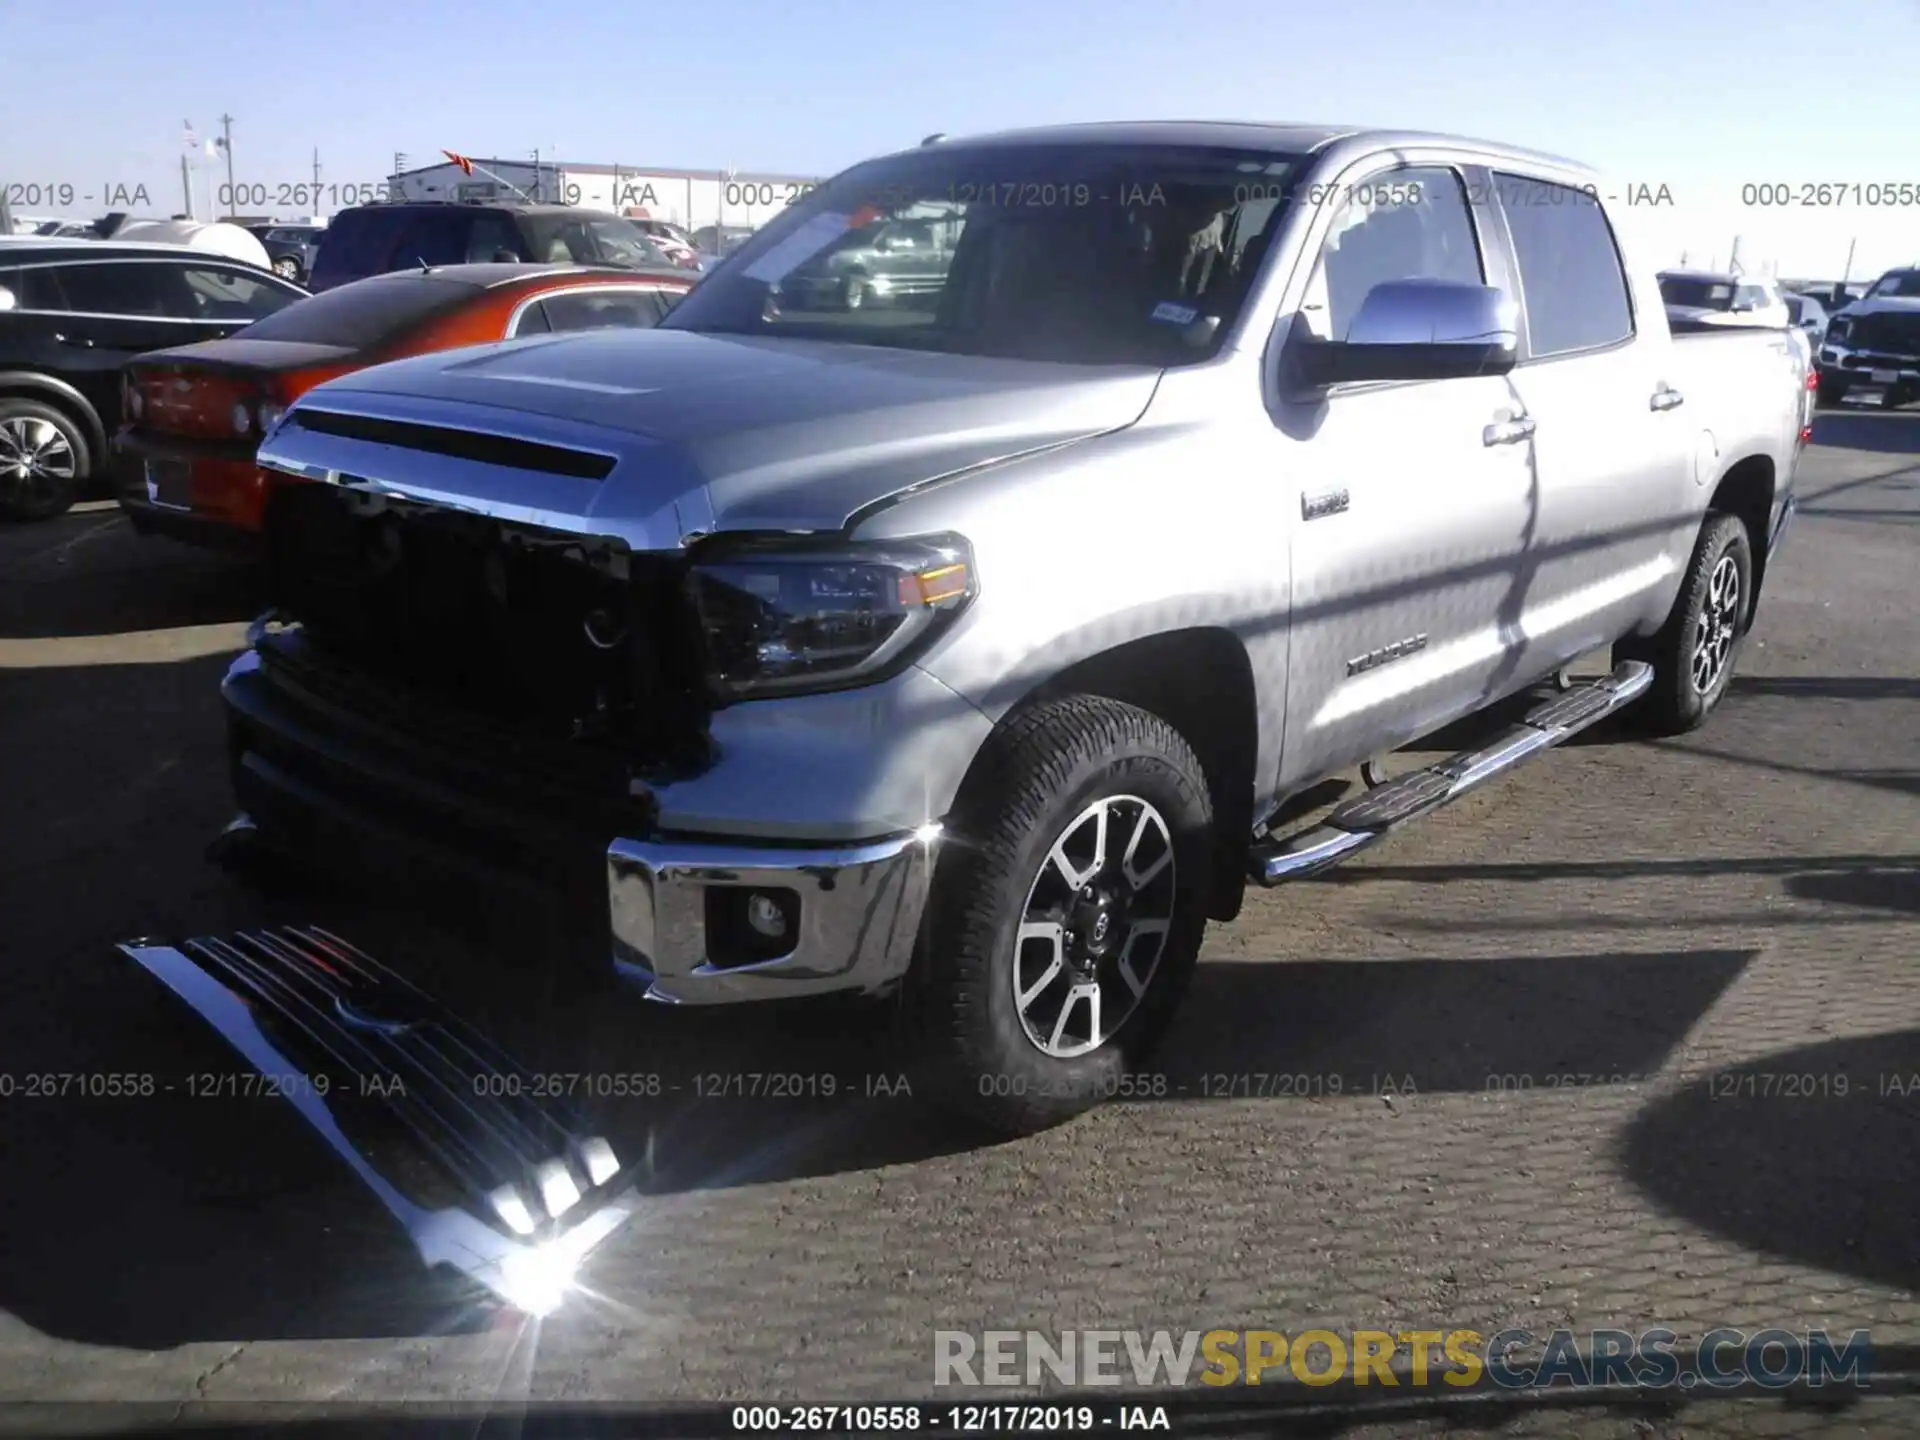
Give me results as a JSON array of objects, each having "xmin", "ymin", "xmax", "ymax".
[{"xmin": 5, "ymin": 0, "xmax": 1919, "ymax": 276}]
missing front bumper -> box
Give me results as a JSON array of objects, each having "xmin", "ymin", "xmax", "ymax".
[{"xmin": 118, "ymin": 926, "xmax": 639, "ymax": 1315}]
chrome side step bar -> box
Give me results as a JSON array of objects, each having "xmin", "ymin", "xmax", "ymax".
[
  {"xmin": 1249, "ymin": 661, "xmax": 1653, "ymax": 886},
  {"xmin": 118, "ymin": 926, "xmax": 638, "ymax": 1315}
]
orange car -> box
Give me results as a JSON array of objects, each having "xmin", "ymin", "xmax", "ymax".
[{"xmin": 114, "ymin": 262, "xmax": 695, "ymax": 549}]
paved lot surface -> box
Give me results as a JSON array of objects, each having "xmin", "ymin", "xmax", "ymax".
[{"xmin": 0, "ymin": 415, "xmax": 1914, "ymax": 1435}]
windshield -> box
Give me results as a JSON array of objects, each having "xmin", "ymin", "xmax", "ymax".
[
  {"xmin": 661, "ymin": 142, "xmax": 1310, "ymax": 365},
  {"xmin": 1659, "ymin": 276, "xmax": 1736, "ymax": 310},
  {"xmin": 525, "ymin": 215, "xmax": 671, "ymax": 269},
  {"xmin": 1870, "ymin": 270, "xmax": 1920, "ymax": 298}
]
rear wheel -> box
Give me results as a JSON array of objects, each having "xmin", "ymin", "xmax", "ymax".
[
  {"xmin": 907, "ymin": 696, "xmax": 1214, "ymax": 1136},
  {"xmin": 272, "ymin": 256, "xmax": 301, "ymax": 281},
  {"xmin": 0, "ymin": 398, "xmax": 88, "ymax": 521},
  {"xmin": 1617, "ymin": 512, "xmax": 1753, "ymax": 736}
]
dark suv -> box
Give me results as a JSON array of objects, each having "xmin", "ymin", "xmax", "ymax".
[
  {"xmin": 0, "ymin": 240, "xmax": 306, "ymax": 519},
  {"xmin": 308, "ymin": 204, "xmax": 675, "ymax": 292}
]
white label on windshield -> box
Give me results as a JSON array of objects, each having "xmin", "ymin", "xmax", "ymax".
[
  {"xmin": 742, "ymin": 212, "xmax": 860, "ymax": 283},
  {"xmin": 1151, "ymin": 301, "xmax": 1198, "ymax": 326}
]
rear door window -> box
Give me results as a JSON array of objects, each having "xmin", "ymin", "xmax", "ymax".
[{"xmin": 1494, "ymin": 173, "xmax": 1635, "ymax": 357}]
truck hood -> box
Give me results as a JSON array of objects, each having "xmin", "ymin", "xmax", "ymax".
[
  {"xmin": 260, "ymin": 328, "xmax": 1161, "ymax": 548},
  {"xmin": 1834, "ymin": 295, "xmax": 1920, "ymax": 320}
]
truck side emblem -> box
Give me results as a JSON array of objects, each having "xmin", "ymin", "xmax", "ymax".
[
  {"xmin": 1303, "ymin": 488, "xmax": 1350, "ymax": 521},
  {"xmin": 1346, "ymin": 633, "xmax": 1429, "ymax": 677}
]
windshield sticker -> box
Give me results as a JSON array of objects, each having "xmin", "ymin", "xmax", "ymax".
[
  {"xmin": 742, "ymin": 212, "xmax": 861, "ymax": 283},
  {"xmin": 1151, "ymin": 301, "xmax": 1198, "ymax": 326}
]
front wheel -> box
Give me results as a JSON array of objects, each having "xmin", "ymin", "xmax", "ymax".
[
  {"xmin": 906, "ymin": 696, "xmax": 1214, "ymax": 1136},
  {"xmin": 272, "ymin": 256, "xmax": 301, "ymax": 281},
  {"xmin": 1616, "ymin": 512, "xmax": 1753, "ymax": 736}
]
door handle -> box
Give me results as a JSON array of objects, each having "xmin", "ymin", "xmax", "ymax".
[
  {"xmin": 1651, "ymin": 386, "xmax": 1685, "ymax": 411},
  {"xmin": 1483, "ymin": 415, "xmax": 1536, "ymax": 446},
  {"xmin": 51, "ymin": 333, "xmax": 95, "ymax": 349}
]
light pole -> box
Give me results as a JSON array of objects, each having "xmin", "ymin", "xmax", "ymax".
[{"xmin": 214, "ymin": 114, "xmax": 235, "ymax": 216}]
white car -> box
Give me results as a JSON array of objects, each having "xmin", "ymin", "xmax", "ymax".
[
  {"xmin": 1658, "ymin": 269, "xmax": 1792, "ymax": 330},
  {"xmin": 626, "ymin": 217, "xmax": 701, "ymax": 270}
]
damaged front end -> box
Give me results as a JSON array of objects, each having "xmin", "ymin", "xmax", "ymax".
[
  {"xmin": 119, "ymin": 927, "xmax": 637, "ymax": 1314},
  {"xmin": 221, "ymin": 474, "xmax": 719, "ymax": 916}
]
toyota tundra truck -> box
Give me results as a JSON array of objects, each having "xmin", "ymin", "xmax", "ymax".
[{"xmin": 138, "ymin": 125, "xmax": 1808, "ymax": 1168}]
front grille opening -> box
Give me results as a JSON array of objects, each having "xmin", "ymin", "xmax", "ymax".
[
  {"xmin": 261, "ymin": 482, "xmax": 709, "ymax": 765},
  {"xmin": 290, "ymin": 408, "xmax": 617, "ymax": 480}
]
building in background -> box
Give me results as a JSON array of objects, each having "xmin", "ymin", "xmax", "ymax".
[{"xmin": 385, "ymin": 157, "xmax": 825, "ymax": 235}]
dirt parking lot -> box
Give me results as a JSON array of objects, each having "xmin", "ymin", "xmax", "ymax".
[{"xmin": 0, "ymin": 414, "xmax": 1914, "ymax": 1436}]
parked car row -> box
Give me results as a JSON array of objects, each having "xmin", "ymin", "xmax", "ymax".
[{"xmin": 0, "ymin": 215, "xmax": 697, "ymax": 521}]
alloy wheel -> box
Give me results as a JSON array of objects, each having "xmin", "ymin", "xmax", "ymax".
[
  {"xmin": 1011, "ymin": 795, "xmax": 1177, "ymax": 1059},
  {"xmin": 1690, "ymin": 553, "xmax": 1741, "ymax": 694},
  {"xmin": 0, "ymin": 417, "xmax": 77, "ymax": 510}
]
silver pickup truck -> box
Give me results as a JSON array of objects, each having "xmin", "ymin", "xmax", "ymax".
[{"xmin": 187, "ymin": 123, "xmax": 1808, "ymax": 1147}]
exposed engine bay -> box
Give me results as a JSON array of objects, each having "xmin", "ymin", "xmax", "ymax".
[{"xmin": 260, "ymin": 479, "xmax": 712, "ymax": 774}]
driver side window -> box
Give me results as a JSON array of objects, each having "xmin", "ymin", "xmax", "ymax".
[{"xmin": 1301, "ymin": 167, "xmax": 1484, "ymax": 341}]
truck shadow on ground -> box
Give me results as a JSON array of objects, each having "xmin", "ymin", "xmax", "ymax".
[{"xmin": 1617, "ymin": 1029, "xmax": 1920, "ymax": 1296}]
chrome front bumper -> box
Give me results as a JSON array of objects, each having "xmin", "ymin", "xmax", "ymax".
[{"xmin": 606, "ymin": 825, "xmax": 943, "ymax": 1004}]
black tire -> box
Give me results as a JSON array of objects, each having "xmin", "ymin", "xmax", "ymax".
[
  {"xmin": 1616, "ymin": 512, "xmax": 1753, "ymax": 736},
  {"xmin": 0, "ymin": 396, "xmax": 89, "ymax": 521},
  {"xmin": 906, "ymin": 695, "xmax": 1214, "ymax": 1136},
  {"xmin": 1815, "ymin": 374, "xmax": 1848, "ymax": 407}
]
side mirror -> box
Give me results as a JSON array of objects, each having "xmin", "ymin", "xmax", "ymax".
[
  {"xmin": 1294, "ymin": 279, "xmax": 1518, "ymax": 387},
  {"xmin": 492, "ymin": 249, "xmax": 520, "ymax": 263},
  {"xmin": 0, "ymin": 285, "xmax": 15, "ymax": 313}
]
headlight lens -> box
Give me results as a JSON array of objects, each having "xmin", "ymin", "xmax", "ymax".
[
  {"xmin": 691, "ymin": 534, "xmax": 977, "ymax": 699},
  {"xmin": 1826, "ymin": 318, "xmax": 1850, "ymax": 345},
  {"xmin": 231, "ymin": 402, "xmax": 252, "ymax": 436},
  {"xmin": 257, "ymin": 401, "xmax": 286, "ymax": 434}
]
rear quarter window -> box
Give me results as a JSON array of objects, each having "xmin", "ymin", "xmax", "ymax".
[{"xmin": 236, "ymin": 275, "xmax": 476, "ymax": 347}]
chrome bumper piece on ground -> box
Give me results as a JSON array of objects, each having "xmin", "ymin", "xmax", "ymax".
[
  {"xmin": 606, "ymin": 824, "xmax": 943, "ymax": 1004},
  {"xmin": 118, "ymin": 927, "xmax": 638, "ymax": 1315}
]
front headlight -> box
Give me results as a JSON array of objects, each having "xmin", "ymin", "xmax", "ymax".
[
  {"xmin": 1826, "ymin": 318, "xmax": 1850, "ymax": 345},
  {"xmin": 690, "ymin": 534, "xmax": 977, "ymax": 700},
  {"xmin": 257, "ymin": 401, "xmax": 287, "ymax": 435}
]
